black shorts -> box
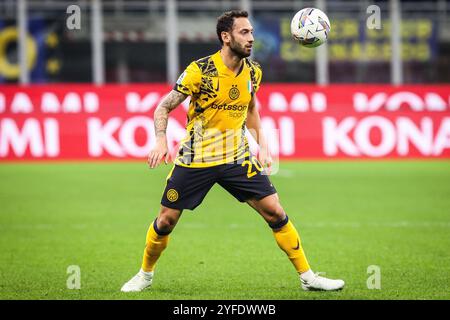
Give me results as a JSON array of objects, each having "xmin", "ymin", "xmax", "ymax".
[{"xmin": 160, "ymin": 156, "xmax": 277, "ymax": 210}]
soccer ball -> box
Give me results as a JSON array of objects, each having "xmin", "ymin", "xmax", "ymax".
[{"xmin": 290, "ymin": 8, "xmax": 331, "ymax": 48}]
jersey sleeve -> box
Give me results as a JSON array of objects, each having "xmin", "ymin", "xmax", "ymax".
[
  {"xmin": 173, "ymin": 62, "xmax": 202, "ymax": 96},
  {"xmin": 249, "ymin": 61, "xmax": 262, "ymax": 95}
]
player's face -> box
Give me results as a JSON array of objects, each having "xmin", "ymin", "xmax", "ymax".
[{"xmin": 229, "ymin": 17, "xmax": 254, "ymax": 58}]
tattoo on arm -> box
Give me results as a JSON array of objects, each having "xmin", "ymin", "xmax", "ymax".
[{"xmin": 154, "ymin": 90, "xmax": 187, "ymax": 137}]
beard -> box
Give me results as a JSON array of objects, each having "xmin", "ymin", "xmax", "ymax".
[{"xmin": 229, "ymin": 37, "xmax": 251, "ymax": 59}]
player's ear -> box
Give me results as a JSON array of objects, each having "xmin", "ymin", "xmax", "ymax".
[{"xmin": 221, "ymin": 31, "xmax": 230, "ymax": 44}]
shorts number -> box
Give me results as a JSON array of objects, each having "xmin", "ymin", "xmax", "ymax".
[{"xmin": 242, "ymin": 156, "xmax": 263, "ymax": 179}]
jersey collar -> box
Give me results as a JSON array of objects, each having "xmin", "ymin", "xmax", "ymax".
[{"xmin": 213, "ymin": 50, "xmax": 246, "ymax": 77}]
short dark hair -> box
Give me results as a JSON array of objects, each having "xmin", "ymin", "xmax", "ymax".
[{"xmin": 216, "ymin": 10, "xmax": 249, "ymax": 45}]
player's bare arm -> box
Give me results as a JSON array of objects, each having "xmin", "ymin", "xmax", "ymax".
[
  {"xmin": 246, "ymin": 96, "xmax": 272, "ymax": 172},
  {"xmin": 148, "ymin": 90, "xmax": 187, "ymax": 169}
]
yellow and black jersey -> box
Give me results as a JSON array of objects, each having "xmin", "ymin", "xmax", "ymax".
[{"xmin": 173, "ymin": 50, "xmax": 262, "ymax": 168}]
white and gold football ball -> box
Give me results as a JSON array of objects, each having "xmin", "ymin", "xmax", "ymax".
[{"xmin": 290, "ymin": 8, "xmax": 331, "ymax": 48}]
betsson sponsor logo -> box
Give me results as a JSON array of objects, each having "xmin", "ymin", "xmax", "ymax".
[{"xmin": 210, "ymin": 104, "xmax": 247, "ymax": 111}]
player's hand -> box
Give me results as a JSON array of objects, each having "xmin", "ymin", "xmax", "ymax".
[
  {"xmin": 148, "ymin": 138, "xmax": 169, "ymax": 169},
  {"xmin": 258, "ymin": 146, "xmax": 272, "ymax": 175}
]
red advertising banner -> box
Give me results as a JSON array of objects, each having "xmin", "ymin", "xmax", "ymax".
[{"xmin": 0, "ymin": 84, "xmax": 449, "ymax": 160}]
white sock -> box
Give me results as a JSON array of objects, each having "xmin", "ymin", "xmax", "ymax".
[
  {"xmin": 139, "ymin": 268, "xmax": 153, "ymax": 281},
  {"xmin": 300, "ymin": 269, "xmax": 315, "ymax": 283}
]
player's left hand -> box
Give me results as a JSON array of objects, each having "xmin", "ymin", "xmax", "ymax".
[{"xmin": 258, "ymin": 147, "xmax": 272, "ymax": 175}]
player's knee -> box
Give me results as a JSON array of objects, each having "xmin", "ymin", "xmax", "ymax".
[
  {"xmin": 262, "ymin": 203, "xmax": 286, "ymax": 226},
  {"xmin": 267, "ymin": 213, "xmax": 286, "ymax": 227},
  {"xmin": 156, "ymin": 216, "xmax": 175, "ymax": 232},
  {"xmin": 156, "ymin": 207, "xmax": 181, "ymax": 233}
]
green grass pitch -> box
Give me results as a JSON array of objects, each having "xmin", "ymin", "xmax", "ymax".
[{"xmin": 0, "ymin": 161, "xmax": 449, "ymax": 300}]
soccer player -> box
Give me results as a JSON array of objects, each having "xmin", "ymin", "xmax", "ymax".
[{"xmin": 121, "ymin": 10, "xmax": 344, "ymax": 292}]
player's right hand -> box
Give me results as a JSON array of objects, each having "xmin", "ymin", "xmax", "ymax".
[
  {"xmin": 258, "ymin": 145, "xmax": 272, "ymax": 175},
  {"xmin": 147, "ymin": 139, "xmax": 169, "ymax": 169}
]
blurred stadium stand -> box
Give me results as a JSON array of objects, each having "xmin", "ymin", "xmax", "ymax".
[{"xmin": 0, "ymin": 0, "xmax": 449, "ymax": 84}]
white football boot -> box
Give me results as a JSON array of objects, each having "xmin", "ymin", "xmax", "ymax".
[
  {"xmin": 120, "ymin": 269, "xmax": 153, "ymax": 292},
  {"xmin": 300, "ymin": 271, "xmax": 345, "ymax": 291}
]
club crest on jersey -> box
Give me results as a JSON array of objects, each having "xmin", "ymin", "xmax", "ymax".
[
  {"xmin": 167, "ymin": 189, "xmax": 179, "ymax": 202},
  {"xmin": 229, "ymin": 85, "xmax": 240, "ymax": 100}
]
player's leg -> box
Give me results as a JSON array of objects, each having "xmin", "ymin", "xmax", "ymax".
[
  {"xmin": 142, "ymin": 205, "xmax": 182, "ymax": 273},
  {"xmin": 121, "ymin": 205, "xmax": 181, "ymax": 292},
  {"xmin": 247, "ymin": 194, "xmax": 311, "ymax": 274},
  {"xmin": 217, "ymin": 156, "xmax": 344, "ymax": 291},
  {"xmin": 121, "ymin": 164, "xmax": 217, "ymax": 292},
  {"xmin": 247, "ymin": 194, "xmax": 345, "ymax": 291},
  {"xmin": 217, "ymin": 160, "xmax": 312, "ymax": 278}
]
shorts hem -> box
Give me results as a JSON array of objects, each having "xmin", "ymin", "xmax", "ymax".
[
  {"xmin": 160, "ymin": 201, "xmax": 187, "ymax": 211},
  {"xmin": 161, "ymin": 201, "xmax": 198, "ymax": 211},
  {"xmin": 240, "ymin": 190, "xmax": 277, "ymax": 203}
]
